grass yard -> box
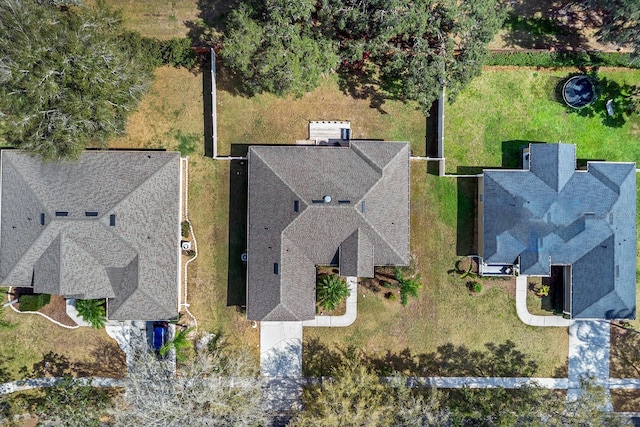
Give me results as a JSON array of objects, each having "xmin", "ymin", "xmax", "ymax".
[
  {"xmin": 305, "ymin": 164, "xmax": 568, "ymax": 377},
  {"xmin": 87, "ymin": 0, "xmax": 200, "ymax": 40},
  {"xmin": 0, "ymin": 308, "xmax": 125, "ymax": 381},
  {"xmin": 445, "ymin": 68, "xmax": 640, "ymax": 172},
  {"xmin": 217, "ymin": 73, "xmax": 427, "ymax": 156}
]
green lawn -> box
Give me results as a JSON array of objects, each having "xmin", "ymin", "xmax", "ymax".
[{"xmin": 445, "ymin": 68, "xmax": 640, "ymax": 172}]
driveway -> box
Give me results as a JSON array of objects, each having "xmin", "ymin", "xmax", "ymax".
[
  {"xmin": 567, "ymin": 320, "xmax": 611, "ymax": 405},
  {"xmin": 260, "ymin": 321, "xmax": 302, "ymax": 377}
]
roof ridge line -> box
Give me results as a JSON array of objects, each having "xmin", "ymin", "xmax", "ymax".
[
  {"xmin": 2, "ymin": 154, "xmax": 52, "ymax": 216},
  {"xmin": 251, "ymin": 149, "xmax": 303, "ymax": 202},
  {"xmin": 99, "ymin": 153, "xmax": 178, "ymax": 219}
]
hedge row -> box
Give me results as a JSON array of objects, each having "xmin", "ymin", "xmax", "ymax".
[
  {"xmin": 485, "ymin": 51, "xmax": 639, "ymax": 69},
  {"xmin": 121, "ymin": 32, "xmax": 198, "ymax": 70},
  {"xmin": 18, "ymin": 294, "xmax": 51, "ymax": 312}
]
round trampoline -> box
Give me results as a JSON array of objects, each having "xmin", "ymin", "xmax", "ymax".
[{"xmin": 562, "ymin": 75, "xmax": 598, "ymax": 109}]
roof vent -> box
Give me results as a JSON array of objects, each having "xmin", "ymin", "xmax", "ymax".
[
  {"xmin": 323, "ymin": 195, "xmax": 332, "ymax": 203},
  {"xmin": 109, "ymin": 214, "xmax": 116, "ymax": 226},
  {"xmin": 55, "ymin": 211, "xmax": 68, "ymax": 217}
]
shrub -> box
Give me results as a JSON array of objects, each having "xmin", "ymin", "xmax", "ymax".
[
  {"xmin": 317, "ymin": 275, "xmax": 350, "ymax": 312},
  {"xmin": 181, "ymin": 221, "xmax": 190, "ymax": 238},
  {"xmin": 159, "ymin": 38, "xmax": 197, "ymax": 69},
  {"xmin": 18, "ymin": 294, "xmax": 50, "ymax": 312},
  {"xmin": 384, "ymin": 292, "xmax": 397, "ymax": 301},
  {"xmin": 75, "ymin": 299, "xmax": 107, "ymax": 329},
  {"xmin": 485, "ymin": 51, "xmax": 639, "ymax": 69},
  {"xmin": 394, "ymin": 267, "xmax": 423, "ymax": 306},
  {"xmin": 537, "ymin": 285, "xmax": 550, "ymax": 297},
  {"xmin": 470, "ymin": 282, "xmax": 483, "ymax": 293}
]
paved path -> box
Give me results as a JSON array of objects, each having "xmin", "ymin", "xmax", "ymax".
[
  {"xmin": 261, "ymin": 277, "xmax": 358, "ymax": 377},
  {"xmin": 65, "ymin": 298, "xmax": 92, "ymax": 327},
  {"xmin": 302, "ymin": 277, "xmax": 357, "ymax": 327},
  {"xmin": 260, "ymin": 322, "xmax": 303, "ymax": 377},
  {"xmin": 516, "ymin": 275, "xmax": 571, "ymax": 327},
  {"xmin": 567, "ymin": 320, "xmax": 611, "ymax": 405}
]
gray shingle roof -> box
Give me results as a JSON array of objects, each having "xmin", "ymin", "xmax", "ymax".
[
  {"xmin": 0, "ymin": 150, "xmax": 181, "ymax": 321},
  {"xmin": 482, "ymin": 143, "xmax": 636, "ymax": 319},
  {"xmin": 247, "ymin": 141, "xmax": 410, "ymax": 321}
]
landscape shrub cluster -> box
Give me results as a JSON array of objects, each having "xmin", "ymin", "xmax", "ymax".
[
  {"xmin": 485, "ymin": 51, "xmax": 639, "ymax": 68},
  {"xmin": 18, "ymin": 294, "xmax": 51, "ymax": 312}
]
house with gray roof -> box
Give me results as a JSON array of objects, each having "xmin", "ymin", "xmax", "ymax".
[
  {"xmin": 0, "ymin": 150, "xmax": 181, "ymax": 321},
  {"xmin": 478, "ymin": 143, "xmax": 636, "ymax": 320},
  {"xmin": 246, "ymin": 141, "xmax": 410, "ymax": 322}
]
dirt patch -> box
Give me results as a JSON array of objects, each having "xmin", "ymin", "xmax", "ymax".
[{"xmin": 611, "ymin": 389, "xmax": 640, "ymax": 412}]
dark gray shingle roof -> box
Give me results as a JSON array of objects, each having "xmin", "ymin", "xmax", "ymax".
[
  {"xmin": 0, "ymin": 150, "xmax": 181, "ymax": 320},
  {"xmin": 247, "ymin": 141, "xmax": 410, "ymax": 321},
  {"xmin": 482, "ymin": 143, "xmax": 636, "ymax": 319}
]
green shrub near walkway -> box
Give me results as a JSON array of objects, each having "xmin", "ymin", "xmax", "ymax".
[
  {"xmin": 18, "ymin": 294, "xmax": 51, "ymax": 312},
  {"xmin": 485, "ymin": 51, "xmax": 639, "ymax": 69}
]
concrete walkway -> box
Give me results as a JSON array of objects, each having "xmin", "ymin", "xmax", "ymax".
[
  {"xmin": 516, "ymin": 275, "xmax": 571, "ymax": 327},
  {"xmin": 65, "ymin": 298, "xmax": 92, "ymax": 327},
  {"xmin": 302, "ymin": 277, "xmax": 357, "ymax": 327},
  {"xmin": 261, "ymin": 277, "xmax": 358, "ymax": 377},
  {"xmin": 260, "ymin": 321, "xmax": 303, "ymax": 377},
  {"xmin": 567, "ymin": 320, "xmax": 611, "ymax": 404}
]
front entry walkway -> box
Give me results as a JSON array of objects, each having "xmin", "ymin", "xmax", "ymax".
[
  {"xmin": 516, "ymin": 275, "xmax": 571, "ymax": 327},
  {"xmin": 260, "ymin": 277, "xmax": 358, "ymax": 377}
]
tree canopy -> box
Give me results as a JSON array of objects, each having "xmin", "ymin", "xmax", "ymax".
[
  {"xmin": 0, "ymin": 0, "xmax": 156, "ymax": 159},
  {"xmin": 218, "ymin": 0, "xmax": 506, "ymax": 112},
  {"xmin": 578, "ymin": 0, "xmax": 640, "ymax": 58}
]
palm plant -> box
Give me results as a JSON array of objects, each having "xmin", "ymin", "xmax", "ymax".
[
  {"xmin": 75, "ymin": 299, "xmax": 107, "ymax": 329},
  {"xmin": 316, "ymin": 275, "xmax": 350, "ymax": 312},
  {"xmin": 395, "ymin": 267, "xmax": 423, "ymax": 306},
  {"xmin": 160, "ymin": 328, "xmax": 193, "ymax": 362}
]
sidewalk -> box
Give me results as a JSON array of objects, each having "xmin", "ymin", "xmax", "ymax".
[{"xmin": 515, "ymin": 275, "xmax": 571, "ymax": 327}]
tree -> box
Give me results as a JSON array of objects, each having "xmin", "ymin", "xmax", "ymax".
[
  {"xmin": 217, "ymin": 0, "xmax": 505, "ymax": 109},
  {"xmin": 289, "ymin": 361, "xmax": 448, "ymax": 426},
  {"xmin": 394, "ymin": 266, "xmax": 423, "ymax": 306},
  {"xmin": 159, "ymin": 327, "xmax": 193, "ymax": 362},
  {"xmin": 316, "ymin": 274, "xmax": 350, "ymax": 312},
  {"xmin": 75, "ymin": 299, "xmax": 106, "ymax": 329},
  {"xmin": 111, "ymin": 344, "xmax": 268, "ymax": 426},
  {"xmin": 0, "ymin": 0, "xmax": 156, "ymax": 159},
  {"xmin": 220, "ymin": 1, "xmax": 339, "ymax": 96},
  {"xmin": 1, "ymin": 377, "xmax": 115, "ymax": 427},
  {"xmin": 577, "ymin": 0, "xmax": 640, "ymax": 59}
]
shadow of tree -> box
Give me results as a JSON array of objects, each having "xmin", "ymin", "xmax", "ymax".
[
  {"xmin": 303, "ymin": 338, "xmax": 539, "ymax": 378},
  {"xmin": 610, "ymin": 323, "xmax": 640, "ymax": 378},
  {"xmin": 560, "ymin": 73, "xmax": 636, "ymax": 128},
  {"xmin": 500, "ymin": 2, "xmax": 594, "ymax": 50},
  {"xmin": 19, "ymin": 347, "xmax": 126, "ymax": 380}
]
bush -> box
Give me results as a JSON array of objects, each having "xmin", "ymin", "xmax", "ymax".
[
  {"xmin": 181, "ymin": 221, "xmax": 190, "ymax": 238},
  {"xmin": 18, "ymin": 294, "xmax": 50, "ymax": 312},
  {"xmin": 317, "ymin": 275, "xmax": 350, "ymax": 312},
  {"xmin": 394, "ymin": 267, "xmax": 423, "ymax": 306},
  {"xmin": 384, "ymin": 292, "xmax": 397, "ymax": 301},
  {"xmin": 159, "ymin": 38, "xmax": 197, "ymax": 69},
  {"xmin": 485, "ymin": 51, "xmax": 640, "ymax": 69},
  {"xmin": 469, "ymin": 282, "xmax": 483, "ymax": 293},
  {"xmin": 75, "ymin": 299, "xmax": 107, "ymax": 329}
]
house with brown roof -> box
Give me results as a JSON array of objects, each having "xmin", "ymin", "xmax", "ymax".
[
  {"xmin": 0, "ymin": 150, "xmax": 182, "ymax": 320},
  {"xmin": 246, "ymin": 141, "xmax": 410, "ymax": 322}
]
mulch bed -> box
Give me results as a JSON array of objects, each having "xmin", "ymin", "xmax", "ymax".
[{"xmin": 11, "ymin": 288, "xmax": 77, "ymax": 327}]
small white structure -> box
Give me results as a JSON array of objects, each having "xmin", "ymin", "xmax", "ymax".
[
  {"xmin": 308, "ymin": 120, "xmax": 351, "ymax": 145},
  {"xmin": 181, "ymin": 241, "xmax": 192, "ymax": 251}
]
